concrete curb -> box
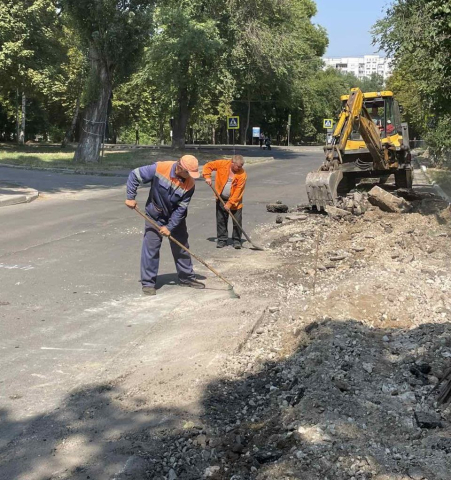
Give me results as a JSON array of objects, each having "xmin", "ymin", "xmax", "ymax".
[
  {"xmin": 414, "ymin": 156, "xmax": 451, "ymax": 204},
  {"xmin": 0, "ymin": 184, "xmax": 39, "ymax": 208},
  {"xmin": 0, "ymin": 155, "xmax": 273, "ymax": 177},
  {"xmin": 0, "ymin": 163, "xmax": 128, "ymax": 177}
]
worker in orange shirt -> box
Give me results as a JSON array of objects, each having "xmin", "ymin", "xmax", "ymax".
[{"xmin": 203, "ymin": 155, "xmax": 247, "ymax": 249}]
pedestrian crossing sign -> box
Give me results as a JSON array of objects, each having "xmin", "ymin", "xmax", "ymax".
[
  {"xmin": 323, "ymin": 119, "xmax": 333, "ymax": 129},
  {"xmin": 227, "ymin": 116, "xmax": 240, "ymax": 130}
]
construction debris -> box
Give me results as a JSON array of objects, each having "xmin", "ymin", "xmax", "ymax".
[
  {"xmin": 325, "ymin": 205, "xmax": 352, "ymax": 219},
  {"xmin": 266, "ymin": 202, "xmax": 289, "ymax": 213},
  {"xmin": 368, "ymin": 185, "xmax": 412, "ymax": 213},
  {"xmin": 285, "ymin": 214, "xmax": 307, "ymax": 221},
  {"xmin": 101, "ymin": 189, "xmax": 451, "ymax": 480}
]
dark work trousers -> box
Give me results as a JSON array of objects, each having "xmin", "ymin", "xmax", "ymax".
[
  {"xmin": 216, "ymin": 199, "xmax": 243, "ymax": 246},
  {"xmin": 141, "ymin": 219, "xmax": 195, "ymax": 287}
]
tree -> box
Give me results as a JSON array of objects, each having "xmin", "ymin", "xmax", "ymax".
[
  {"xmin": 227, "ymin": 0, "xmax": 327, "ymax": 144},
  {"xmin": 373, "ymin": 0, "xmax": 451, "ymax": 159},
  {"xmin": 0, "ymin": 0, "xmax": 65, "ymax": 143},
  {"xmin": 61, "ymin": 0, "xmax": 154, "ymax": 162},
  {"xmin": 145, "ymin": 1, "xmax": 227, "ymax": 148}
]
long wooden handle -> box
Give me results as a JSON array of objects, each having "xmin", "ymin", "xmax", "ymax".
[
  {"xmin": 134, "ymin": 206, "xmax": 235, "ymax": 288},
  {"xmin": 207, "ymin": 181, "xmax": 255, "ymax": 246}
]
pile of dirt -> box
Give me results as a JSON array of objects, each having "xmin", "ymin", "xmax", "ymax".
[{"xmin": 128, "ymin": 196, "xmax": 451, "ymax": 480}]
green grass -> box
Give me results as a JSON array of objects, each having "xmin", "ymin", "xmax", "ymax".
[
  {"xmin": 0, "ymin": 144, "xmax": 222, "ymax": 172},
  {"xmin": 429, "ymin": 168, "xmax": 451, "ymax": 198}
]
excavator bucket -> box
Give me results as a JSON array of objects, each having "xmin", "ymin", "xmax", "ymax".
[{"xmin": 305, "ymin": 170, "xmax": 343, "ymax": 210}]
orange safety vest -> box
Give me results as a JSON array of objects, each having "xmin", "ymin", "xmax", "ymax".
[{"xmin": 203, "ymin": 159, "xmax": 247, "ymax": 210}]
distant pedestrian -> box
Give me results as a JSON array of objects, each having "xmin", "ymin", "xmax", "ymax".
[
  {"xmin": 125, "ymin": 155, "xmax": 205, "ymax": 296},
  {"xmin": 264, "ymin": 136, "xmax": 271, "ymax": 150},
  {"xmin": 203, "ymin": 155, "xmax": 247, "ymax": 249},
  {"xmin": 259, "ymin": 132, "xmax": 264, "ymax": 148}
]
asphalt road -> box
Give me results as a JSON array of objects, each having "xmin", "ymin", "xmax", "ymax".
[{"xmin": 0, "ymin": 146, "xmax": 323, "ymax": 478}]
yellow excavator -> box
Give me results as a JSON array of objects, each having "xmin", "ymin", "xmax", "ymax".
[{"xmin": 306, "ymin": 88, "xmax": 412, "ymax": 210}]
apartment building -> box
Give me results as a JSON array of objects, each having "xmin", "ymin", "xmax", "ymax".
[{"xmin": 323, "ymin": 55, "xmax": 393, "ymax": 80}]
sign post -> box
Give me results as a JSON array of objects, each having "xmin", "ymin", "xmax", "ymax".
[{"xmin": 227, "ymin": 116, "xmax": 239, "ymax": 150}]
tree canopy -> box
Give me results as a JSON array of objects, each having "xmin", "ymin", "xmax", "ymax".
[
  {"xmin": 373, "ymin": 0, "xmax": 451, "ymax": 160},
  {"xmin": 0, "ymin": 0, "xmax": 396, "ymax": 159}
]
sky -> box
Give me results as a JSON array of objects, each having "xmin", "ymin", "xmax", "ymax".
[{"xmin": 313, "ymin": 0, "xmax": 390, "ymax": 58}]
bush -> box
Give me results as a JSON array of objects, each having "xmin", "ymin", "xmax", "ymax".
[{"xmin": 425, "ymin": 116, "xmax": 451, "ymax": 169}]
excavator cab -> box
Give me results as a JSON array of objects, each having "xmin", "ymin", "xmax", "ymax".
[{"xmin": 345, "ymin": 93, "xmax": 403, "ymax": 145}]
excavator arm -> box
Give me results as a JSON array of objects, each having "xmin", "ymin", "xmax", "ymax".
[
  {"xmin": 306, "ymin": 88, "xmax": 392, "ymax": 209},
  {"xmin": 330, "ymin": 87, "xmax": 389, "ymax": 169}
]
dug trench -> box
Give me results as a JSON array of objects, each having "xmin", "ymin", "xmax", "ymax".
[{"xmin": 3, "ymin": 190, "xmax": 451, "ymax": 480}]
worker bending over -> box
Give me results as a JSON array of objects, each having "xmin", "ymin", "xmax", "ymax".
[
  {"xmin": 203, "ymin": 155, "xmax": 247, "ymax": 249},
  {"xmin": 125, "ymin": 155, "xmax": 205, "ymax": 296}
]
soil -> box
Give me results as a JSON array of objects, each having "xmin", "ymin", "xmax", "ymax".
[{"xmin": 113, "ymin": 194, "xmax": 451, "ymax": 479}]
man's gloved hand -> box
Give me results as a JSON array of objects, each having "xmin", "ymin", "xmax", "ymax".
[
  {"xmin": 205, "ymin": 177, "xmax": 212, "ymax": 186},
  {"xmin": 159, "ymin": 226, "xmax": 171, "ymax": 237},
  {"xmin": 125, "ymin": 199, "xmax": 137, "ymax": 209},
  {"xmin": 224, "ymin": 203, "xmax": 231, "ymax": 212}
]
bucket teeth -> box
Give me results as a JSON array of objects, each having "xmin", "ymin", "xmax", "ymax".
[{"xmin": 306, "ymin": 170, "xmax": 343, "ymax": 210}]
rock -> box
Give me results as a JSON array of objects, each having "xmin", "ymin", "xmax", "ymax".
[
  {"xmin": 382, "ymin": 335, "xmax": 390, "ymax": 342},
  {"xmin": 414, "ymin": 412, "xmax": 443, "ymax": 429},
  {"xmin": 295, "ymin": 450, "xmax": 307, "ymax": 460},
  {"xmin": 168, "ymin": 469, "xmax": 178, "ymax": 480},
  {"xmin": 204, "ymin": 466, "xmax": 221, "ymax": 478},
  {"xmin": 275, "ymin": 215, "xmax": 283, "ymax": 224},
  {"xmin": 334, "ymin": 379, "xmax": 350, "ymax": 392},
  {"xmin": 269, "ymin": 306, "xmax": 280, "ymax": 313},
  {"xmin": 368, "ymin": 186, "xmax": 412, "ymax": 213},
  {"xmin": 362, "ymin": 363, "xmax": 373, "ymax": 374},
  {"xmin": 285, "ymin": 214, "xmax": 307, "ymax": 221},
  {"xmin": 267, "ymin": 203, "xmax": 289, "ymax": 213},
  {"xmin": 288, "ymin": 236, "xmax": 303, "ymax": 243},
  {"xmin": 254, "ymin": 450, "xmax": 283, "ymax": 464},
  {"xmin": 330, "ymin": 255, "xmax": 347, "ymax": 261},
  {"xmin": 352, "ymin": 246, "xmax": 365, "ymax": 252},
  {"xmin": 325, "ymin": 206, "xmax": 352, "ymax": 219},
  {"xmin": 399, "ymin": 391, "xmax": 416, "ymax": 403}
]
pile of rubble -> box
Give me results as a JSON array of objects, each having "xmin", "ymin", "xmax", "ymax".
[{"xmin": 133, "ymin": 193, "xmax": 451, "ymax": 480}]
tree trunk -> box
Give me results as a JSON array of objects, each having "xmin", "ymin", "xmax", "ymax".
[
  {"xmin": 212, "ymin": 126, "xmax": 215, "ymax": 145},
  {"xmin": 62, "ymin": 95, "xmax": 80, "ymax": 147},
  {"xmin": 73, "ymin": 46, "xmax": 112, "ymax": 163},
  {"xmin": 244, "ymin": 90, "xmax": 251, "ymax": 146},
  {"xmin": 15, "ymin": 88, "xmax": 20, "ymax": 142},
  {"xmin": 19, "ymin": 92, "xmax": 26, "ymax": 145},
  {"xmin": 172, "ymin": 86, "xmax": 190, "ymax": 149}
]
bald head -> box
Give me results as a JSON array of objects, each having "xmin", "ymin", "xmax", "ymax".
[{"xmin": 230, "ymin": 155, "xmax": 244, "ymax": 174}]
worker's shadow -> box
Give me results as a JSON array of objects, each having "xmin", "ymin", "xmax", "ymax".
[{"xmin": 155, "ymin": 273, "xmax": 207, "ymax": 290}]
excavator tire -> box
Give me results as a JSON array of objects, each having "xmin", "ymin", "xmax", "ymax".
[{"xmin": 395, "ymin": 168, "xmax": 413, "ymax": 189}]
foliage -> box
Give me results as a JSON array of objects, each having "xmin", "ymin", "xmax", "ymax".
[
  {"xmin": 374, "ymin": 0, "xmax": 451, "ymax": 160},
  {"xmin": 0, "ymin": 0, "xmax": 66, "ymax": 95}
]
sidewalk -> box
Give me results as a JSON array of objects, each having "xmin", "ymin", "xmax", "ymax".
[{"xmin": 0, "ymin": 182, "xmax": 39, "ymax": 207}]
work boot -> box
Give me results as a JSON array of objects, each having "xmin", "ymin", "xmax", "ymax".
[
  {"xmin": 216, "ymin": 241, "xmax": 227, "ymax": 248},
  {"xmin": 179, "ymin": 278, "xmax": 206, "ymax": 289},
  {"xmin": 234, "ymin": 243, "xmax": 242, "ymax": 250},
  {"xmin": 142, "ymin": 286, "xmax": 156, "ymax": 296}
]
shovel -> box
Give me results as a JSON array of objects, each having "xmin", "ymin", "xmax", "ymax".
[{"xmin": 207, "ymin": 182, "xmax": 264, "ymax": 251}]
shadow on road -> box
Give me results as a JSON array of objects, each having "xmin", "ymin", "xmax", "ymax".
[{"xmin": 1, "ymin": 319, "xmax": 450, "ymax": 479}]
